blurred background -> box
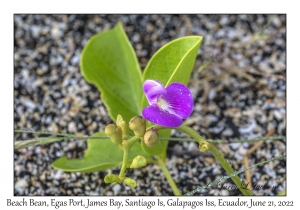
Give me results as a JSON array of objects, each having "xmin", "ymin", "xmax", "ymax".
[{"xmin": 14, "ymin": 14, "xmax": 286, "ymax": 196}]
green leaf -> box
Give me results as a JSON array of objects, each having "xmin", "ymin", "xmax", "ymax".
[
  {"xmin": 51, "ymin": 132, "xmax": 150, "ymax": 173},
  {"xmin": 142, "ymin": 36, "xmax": 203, "ymax": 88},
  {"xmin": 141, "ymin": 36, "xmax": 203, "ymax": 155},
  {"xmin": 80, "ymin": 22, "xmax": 143, "ymax": 123}
]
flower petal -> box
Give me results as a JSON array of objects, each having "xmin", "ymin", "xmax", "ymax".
[
  {"xmin": 161, "ymin": 82, "xmax": 194, "ymax": 119},
  {"xmin": 142, "ymin": 104, "xmax": 182, "ymax": 127},
  {"xmin": 143, "ymin": 80, "xmax": 166, "ymax": 104}
]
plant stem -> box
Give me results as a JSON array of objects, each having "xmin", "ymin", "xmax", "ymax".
[
  {"xmin": 208, "ymin": 144, "xmax": 252, "ymax": 195},
  {"xmin": 176, "ymin": 125, "xmax": 206, "ymax": 144},
  {"xmin": 14, "ymin": 137, "xmax": 66, "ymax": 149},
  {"xmin": 184, "ymin": 155, "xmax": 285, "ymax": 195},
  {"xmin": 118, "ymin": 136, "xmax": 140, "ymax": 179},
  {"xmin": 176, "ymin": 125, "xmax": 253, "ymax": 196},
  {"xmin": 259, "ymin": 14, "xmax": 276, "ymax": 36},
  {"xmin": 159, "ymin": 136, "xmax": 285, "ymax": 143},
  {"xmin": 119, "ymin": 149, "xmax": 129, "ymax": 179},
  {"xmin": 156, "ymin": 156, "xmax": 182, "ymax": 196}
]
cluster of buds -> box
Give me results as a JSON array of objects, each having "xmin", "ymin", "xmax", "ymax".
[
  {"xmin": 103, "ymin": 155, "xmax": 147, "ymax": 188},
  {"xmin": 105, "ymin": 115, "xmax": 159, "ymax": 147},
  {"xmin": 104, "ymin": 114, "xmax": 160, "ymax": 189},
  {"xmin": 103, "ymin": 155, "xmax": 146, "ymax": 188},
  {"xmin": 104, "ymin": 174, "xmax": 137, "ymax": 188},
  {"xmin": 103, "ymin": 155, "xmax": 146, "ymax": 189},
  {"xmin": 104, "ymin": 115, "xmax": 135, "ymax": 145}
]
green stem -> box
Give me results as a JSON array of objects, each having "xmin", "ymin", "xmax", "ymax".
[
  {"xmin": 209, "ymin": 144, "xmax": 252, "ymax": 195},
  {"xmin": 259, "ymin": 14, "xmax": 276, "ymax": 36},
  {"xmin": 176, "ymin": 125, "xmax": 206, "ymax": 144},
  {"xmin": 176, "ymin": 125, "xmax": 253, "ymax": 196},
  {"xmin": 156, "ymin": 156, "xmax": 182, "ymax": 196},
  {"xmin": 118, "ymin": 134, "xmax": 181, "ymax": 195},
  {"xmin": 184, "ymin": 155, "xmax": 285, "ymax": 195},
  {"xmin": 14, "ymin": 137, "xmax": 66, "ymax": 149},
  {"xmin": 14, "ymin": 129, "xmax": 77, "ymax": 138},
  {"xmin": 118, "ymin": 136, "xmax": 140, "ymax": 179},
  {"xmin": 159, "ymin": 136, "xmax": 286, "ymax": 143},
  {"xmin": 119, "ymin": 149, "xmax": 129, "ymax": 179}
]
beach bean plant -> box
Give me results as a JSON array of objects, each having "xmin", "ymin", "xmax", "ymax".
[{"xmin": 14, "ymin": 22, "xmax": 285, "ymax": 196}]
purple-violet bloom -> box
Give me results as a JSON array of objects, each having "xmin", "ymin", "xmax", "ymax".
[{"xmin": 142, "ymin": 80, "xmax": 194, "ymax": 127}]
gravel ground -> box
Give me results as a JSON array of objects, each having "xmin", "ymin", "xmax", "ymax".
[{"xmin": 14, "ymin": 14, "xmax": 286, "ymax": 196}]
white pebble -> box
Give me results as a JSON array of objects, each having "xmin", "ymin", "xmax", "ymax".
[
  {"xmin": 54, "ymin": 170, "xmax": 63, "ymax": 180},
  {"xmin": 24, "ymin": 99, "xmax": 36, "ymax": 110},
  {"xmin": 112, "ymin": 184, "xmax": 121, "ymax": 195},
  {"xmin": 68, "ymin": 122, "xmax": 77, "ymax": 133},
  {"xmin": 273, "ymin": 110, "xmax": 282, "ymax": 120},
  {"xmin": 15, "ymin": 179, "xmax": 28, "ymax": 188}
]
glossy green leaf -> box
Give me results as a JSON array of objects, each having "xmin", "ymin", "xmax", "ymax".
[
  {"xmin": 51, "ymin": 132, "xmax": 150, "ymax": 173},
  {"xmin": 80, "ymin": 22, "xmax": 143, "ymax": 123},
  {"xmin": 141, "ymin": 36, "xmax": 203, "ymax": 155},
  {"xmin": 142, "ymin": 36, "xmax": 203, "ymax": 99}
]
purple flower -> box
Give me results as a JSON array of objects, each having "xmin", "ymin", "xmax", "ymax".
[{"xmin": 142, "ymin": 80, "xmax": 194, "ymax": 127}]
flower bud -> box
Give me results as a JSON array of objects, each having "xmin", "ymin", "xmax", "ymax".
[
  {"xmin": 104, "ymin": 174, "xmax": 119, "ymax": 183},
  {"xmin": 123, "ymin": 177, "xmax": 136, "ymax": 188},
  {"xmin": 116, "ymin": 114, "xmax": 129, "ymax": 139},
  {"xmin": 130, "ymin": 155, "xmax": 147, "ymax": 169},
  {"xmin": 143, "ymin": 127, "xmax": 159, "ymax": 147},
  {"xmin": 105, "ymin": 124, "xmax": 122, "ymax": 145},
  {"xmin": 199, "ymin": 141, "xmax": 210, "ymax": 152},
  {"xmin": 129, "ymin": 116, "xmax": 146, "ymax": 137}
]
